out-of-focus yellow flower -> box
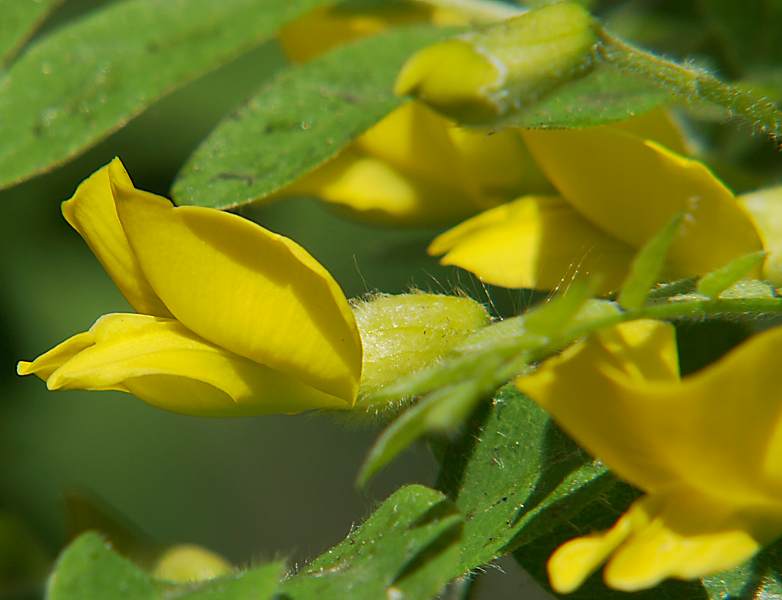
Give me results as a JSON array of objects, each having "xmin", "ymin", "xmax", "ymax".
[
  {"xmin": 153, "ymin": 544, "xmax": 232, "ymax": 582},
  {"xmin": 281, "ymin": 101, "xmax": 550, "ymax": 226},
  {"xmin": 276, "ymin": 1, "xmax": 548, "ymax": 226},
  {"xmin": 430, "ymin": 117, "xmax": 764, "ymax": 292},
  {"xmin": 737, "ymin": 185, "xmax": 782, "ymax": 285},
  {"xmin": 516, "ymin": 319, "xmax": 782, "ymax": 592},
  {"xmin": 279, "ymin": 1, "xmax": 466, "ymax": 64},
  {"xmin": 18, "ymin": 159, "xmax": 363, "ymax": 416}
]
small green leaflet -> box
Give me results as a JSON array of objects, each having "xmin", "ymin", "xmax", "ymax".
[
  {"xmin": 279, "ymin": 485, "xmax": 462, "ymax": 599},
  {"xmin": 0, "ymin": 0, "xmax": 331, "ymax": 190},
  {"xmin": 47, "ymin": 532, "xmax": 285, "ymax": 600},
  {"xmin": 437, "ymin": 386, "xmax": 613, "ymax": 572},
  {"xmin": 618, "ymin": 213, "xmax": 683, "ymax": 310},
  {"xmin": 172, "ymin": 26, "xmax": 453, "ymax": 210},
  {"xmin": 503, "ymin": 62, "xmax": 672, "ymax": 129}
]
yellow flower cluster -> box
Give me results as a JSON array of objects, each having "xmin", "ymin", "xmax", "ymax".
[
  {"xmin": 276, "ymin": 4, "xmax": 782, "ymax": 591},
  {"xmin": 19, "ymin": 3, "xmax": 782, "ymax": 594}
]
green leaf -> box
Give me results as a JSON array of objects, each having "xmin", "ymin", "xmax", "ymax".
[
  {"xmin": 618, "ymin": 213, "xmax": 684, "ymax": 310},
  {"xmin": 171, "ymin": 562, "xmax": 283, "ymax": 600},
  {"xmin": 524, "ymin": 280, "xmax": 594, "ymax": 337},
  {"xmin": 279, "ymin": 485, "xmax": 462, "ymax": 599},
  {"xmin": 48, "ymin": 532, "xmax": 157, "ymax": 600},
  {"xmin": 172, "ymin": 25, "xmax": 453, "ymax": 210},
  {"xmin": 437, "ymin": 386, "xmax": 612, "ymax": 572},
  {"xmin": 696, "ymin": 252, "xmax": 767, "ymax": 298},
  {"xmin": 702, "ymin": 541, "xmax": 782, "ymax": 599},
  {"xmin": 50, "ymin": 532, "xmax": 284, "ymax": 600},
  {"xmin": 0, "ymin": 0, "xmax": 330, "ymax": 190},
  {"xmin": 358, "ymin": 380, "xmax": 488, "ymax": 487},
  {"xmin": 502, "ymin": 63, "xmax": 672, "ymax": 128},
  {"xmin": 0, "ymin": 0, "xmax": 61, "ymax": 66}
]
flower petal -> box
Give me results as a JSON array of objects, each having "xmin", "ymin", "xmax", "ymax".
[
  {"xmin": 428, "ymin": 195, "xmax": 636, "ymax": 292},
  {"xmin": 604, "ymin": 491, "xmax": 765, "ymax": 591},
  {"xmin": 112, "ymin": 184, "xmax": 361, "ymax": 402},
  {"xmin": 45, "ymin": 314, "xmax": 346, "ymax": 416},
  {"xmin": 551, "ymin": 490, "xmax": 772, "ymax": 593},
  {"xmin": 282, "ymin": 147, "xmax": 480, "ymax": 226},
  {"xmin": 278, "ymin": 4, "xmax": 443, "ymax": 63},
  {"xmin": 521, "ymin": 126, "xmax": 762, "ymax": 276},
  {"xmin": 61, "ymin": 158, "xmax": 170, "ymax": 317},
  {"xmin": 548, "ymin": 495, "xmax": 655, "ymax": 594},
  {"xmin": 283, "ymin": 102, "xmax": 545, "ymax": 225},
  {"xmin": 738, "ymin": 185, "xmax": 782, "ymax": 285},
  {"xmin": 612, "ymin": 108, "xmax": 690, "ymax": 156},
  {"xmin": 516, "ymin": 320, "xmax": 682, "ymax": 492},
  {"xmin": 518, "ymin": 320, "xmax": 782, "ymax": 504},
  {"xmin": 17, "ymin": 331, "xmax": 95, "ymax": 380}
]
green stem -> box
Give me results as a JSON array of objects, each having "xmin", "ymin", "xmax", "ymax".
[
  {"xmin": 596, "ymin": 27, "xmax": 782, "ymax": 142},
  {"xmin": 495, "ymin": 295, "xmax": 782, "ymax": 386}
]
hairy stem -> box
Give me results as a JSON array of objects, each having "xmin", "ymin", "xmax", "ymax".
[{"xmin": 596, "ymin": 27, "xmax": 782, "ymax": 142}]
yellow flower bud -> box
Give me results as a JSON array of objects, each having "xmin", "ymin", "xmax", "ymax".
[
  {"xmin": 395, "ymin": 3, "xmax": 597, "ymax": 123},
  {"xmin": 278, "ymin": 2, "xmax": 466, "ymax": 63},
  {"xmin": 153, "ymin": 544, "xmax": 232, "ymax": 583}
]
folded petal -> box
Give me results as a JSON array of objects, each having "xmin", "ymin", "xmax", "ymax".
[
  {"xmin": 17, "ymin": 331, "xmax": 95, "ymax": 380},
  {"xmin": 112, "ymin": 184, "xmax": 362, "ymax": 402},
  {"xmin": 42, "ymin": 314, "xmax": 346, "ymax": 416},
  {"xmin": 738, "ymin": 185, "xmax": 782, "ymax": 285},
  {"xmin": 517, "ymin": 320, "xmax": 782, "ymax": 504},
  {"xmin": 278, "ymin": 4, "xmax": 444, "ymax": 63},
  {"xmin": 281, "ymin": 147, "xmax": 480, "ymax": 226},
  {"xmin": 521, "ymin": 126, "xmax": 762, "ymax": 277},
  {"xmin": 604, "ymin": 491, "xmax": 767, "ymax": 591},
  {"xmin": 548, "ymin": 494, "xmax": 655, "ymax": 593},
  {"xmin": 428, "ymin": 195, "xmax": 636, "ymax": 292},
  {"xmin": 61, "ymin": 158, "xmax": 170, "ymax": 317},
  {"xmin": 283, "ymin": 102, "xmax": 545, "ymax": 225},
  {"xmin": 550, "ymin": 490, "xmax": 772, "ymax": 593},
  {"xmin": 516, "ymin": 320, "xmax": 684, "ymax": 492},
  {"xmin": 611, "ymin": 108, "xmax": 690, "ymax": 156}
]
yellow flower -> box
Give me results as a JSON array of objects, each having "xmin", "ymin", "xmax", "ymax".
[
  {"xmin": 275, "ymin": 2, "xmax": 549, "ymax": 226},
  {"xmin": 737, "ymin": 185, "xmax": 782, "ymax": 285},
  {"xmin": 281, "ymin": 101, "xmax": 550, "ymax": 226},
  {"xmin": 18, "ymin": 159, "xmax": 363, "ymax": 416},
  {"xmin": 278, "ymin": 2, "xmax": 466, "ymax": 64},
  {"xmin": 153, "ymin": 544, "xmax": 232, "ymax": 582},
  {"xmin": 430, "ymin": 116, "xmax": 765, "ymax": 292},
  {"xmin": 516, "ymin": 319, "xmax": 782, "ymax": 592}
]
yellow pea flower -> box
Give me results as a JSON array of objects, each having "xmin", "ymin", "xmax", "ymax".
[
  {"xmin": 430, "ymin": 118, "xmax": 764, "ymax": 292},
  {"xmin": 278, "ymin": 1, "xmax": 466, "ymax": 64},
  {"xmin": 281, "ymin": 101, "xmax": 550, "ymax": 226},
  {"xmin": 18, "ymin": 159, "xmax": 363, "ymax": 416},
  {"xmin": 275, "ymin": 2, "xmax": 549, "ymax": 226},
  {"xmin": 516, "ymin": 319, "xmax": 782, "ymax": 592}
]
